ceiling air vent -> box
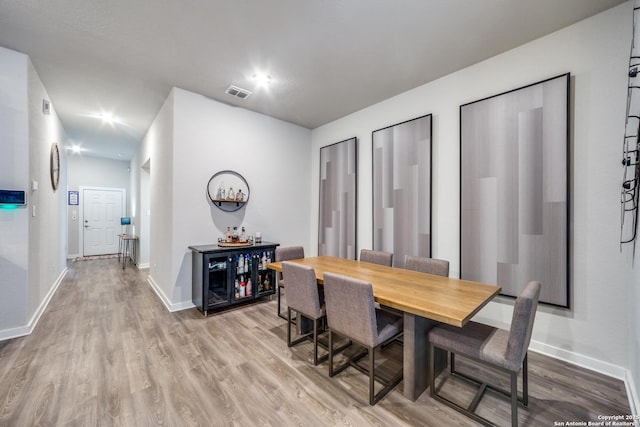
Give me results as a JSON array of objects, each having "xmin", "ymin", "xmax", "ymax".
[{"xmin": 225, "ymin": 85, "xmax": 252, "ymax": 100}]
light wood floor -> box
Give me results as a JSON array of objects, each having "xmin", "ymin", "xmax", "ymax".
[{"xmin": 0, "ymin": 259, "xmax": 631, "ymax": 426}]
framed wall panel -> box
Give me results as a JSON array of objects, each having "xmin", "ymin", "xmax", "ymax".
[
  {"xmin": 372, "ymin": 114, "xmax": 432, "ymax": 267},
  {"xmin": 318, "ymin": 137, "xmax": 357, "ymax": 259},
  {"xmin": 460, "ymin": 73, "xmax": 570, "ymax": 307}
]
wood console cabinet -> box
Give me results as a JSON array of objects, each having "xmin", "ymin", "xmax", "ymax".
[{"xmin": 189, "ymin": 242, "xmax": 279, "ymax": 315}]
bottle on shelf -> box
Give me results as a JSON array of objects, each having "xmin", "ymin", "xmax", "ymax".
[
  {"xmin": 234, "ymin": 279, "xmax": 240, "ymax": 299},
  {"xmin": 228, "ymin": 187, "xmax": 235, "ymax": 200},
  {"xmin": 232, "ymin": 226, "xmax": 239, "ymax": 242},
  {"xmin": 239, "ymin": 276, "xmax": 246, "ymax": 298},
  {"xmin": 246, "ymin": 277, "xmax": 252, "ymax": 297},
  {"xmin": 261, "ymin": 252, "xmax": 267, "ymax": 270},
  {"xmin": 245, "ymin": 253, "xmax": 250, "ymax": 273},
  {"xmin": 226, "ymin": 226, "xmax": 232, "ymax": 243},
  {"xmin": 240, "ymin": 226, "xmax": 247, "ymax": 243},
  {"xmin": 238, "ymin": 254, "xmax": 244, "ymax": 274}
]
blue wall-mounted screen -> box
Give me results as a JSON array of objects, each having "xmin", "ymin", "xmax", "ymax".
[
  {"xmin": 0, "ymin": 190, "xmax": 26, "ymax": 205},
  {"xmin": 120, "ymin": 217, "xmax": 131, "ymax": 225}
]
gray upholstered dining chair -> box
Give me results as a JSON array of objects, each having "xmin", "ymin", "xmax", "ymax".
[
  {"xmin": 282, "ymin": 261, "xmax": 327, "ymax": 365},
  {"xmin": 428, "ymin": 281, "xmax": 541, "ymax": 427},
  {"xmin": 323, "ymin": 272, "xmax": 404, "ymax": 405},
  {"xmin": 275, "ymin": 246, "xmax": 304, "ymax": 320},
  {"xmin": 404, "ymin": 255, "xmax": 449, "ymax": 277},
  {"xmin": 360, "ymin": 249, "xmax": 393, "ymax": 267}
]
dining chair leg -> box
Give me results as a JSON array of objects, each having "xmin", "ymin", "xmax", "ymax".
[
  {"xmin": 287, "ymin": 307, "xmax": 293, "ymax": 346},
  {"xmin": 522, "ymin": 353, "xmax": 529, "ymax": 406},
  {"xmin": 277, "ymin": 286, "xmax": 287, "ymax": 320},
  {"xmin": 327, "ymin": 331, "xmax": 354, "ymax": 376},
  {"xmin": 511, "ymin": 371, "xmax": 518, "ymax": 427},
  {"xmin": 369, "ymin": 346, "xmax": 376, "ymax": 405},
  {"xmin": 312, "ymin": 318, "xmax": 328, "ymax": 365},
  {"xmin": 328, "ymin": 329, "xmax": 335, "ymax": 376},
  {"xmin": 429, "ymin": 344, "xmax": 436, "ymax": 397}
]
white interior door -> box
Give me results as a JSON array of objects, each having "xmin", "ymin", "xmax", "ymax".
[{"xmin": 83, "ymin": 188, "xmax": 124, "ymax": 256}]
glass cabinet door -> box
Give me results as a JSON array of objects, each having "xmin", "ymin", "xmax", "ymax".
[
  {"xmin": 206, "ymin": 255, "xmax": 232, "ymax": 308},
  {"xmin": 231, "ymin": 252, "xmax": 254, "ymax": 302},
  {"xmin": 255, "ymin": 248, "xmax": 276, "ymax": 296}
]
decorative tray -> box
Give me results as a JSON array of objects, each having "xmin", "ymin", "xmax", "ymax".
[{"xmin": 217, "ymin": 242, "xmax": 254, "ymax": 247}]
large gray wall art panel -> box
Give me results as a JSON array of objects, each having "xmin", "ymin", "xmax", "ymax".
[
  {"xmin": 319, "ymin": 137, "xmax": 357, "ymax": 259},
  {"xmin": 460, "ymin": 74, "xmax": 569, "ymax": 307},
  {"xmin": 372, "ymin": 114, "xmax": 432, "ymax": 268}
]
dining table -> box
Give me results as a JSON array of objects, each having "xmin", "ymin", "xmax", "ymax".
[{"xmin": 267, "ymin": 255, "xmax": 501, "ymax": 401}]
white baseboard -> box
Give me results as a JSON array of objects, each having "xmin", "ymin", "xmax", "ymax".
[
  {"xmin": 0, "ymin": 267, "xmax": 67, "ymax": 342},
  {"xmin": 0, "ymin": 324, "xmax": 30, "ymax": 341},
  {"xmin": 146, "ymin": 275, "xmax": 194, "ymax": 312},
  {"xmin": 67, "ymin": 253, "xmax": 80, "ymax": 260},
  {"xmin": 530, "ymin": 340, "xmax": 639, "ymax": 417},
  {"xmin": 625, "ymin": 369, "xmax": 640, "ymax": 418},
  {"xmin": 137, "ymin": 262, "xmax": 150, "ymax": 269},
  {"xmin": 530, "ymin": 340, "xmax": 626, "ymax": 379}
]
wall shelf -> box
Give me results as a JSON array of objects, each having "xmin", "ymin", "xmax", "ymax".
[
  {"xmin": 207, "ymin": 170, "xmax": 250, "ymax": 212},
  {"xmin": 212, "ymin": 199, "xmax": 247, "ymax": 208}
]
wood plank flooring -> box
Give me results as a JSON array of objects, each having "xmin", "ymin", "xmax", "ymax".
[{"xmin": 0, "ymin": 259, "xmax": 631, "ymax": 426}]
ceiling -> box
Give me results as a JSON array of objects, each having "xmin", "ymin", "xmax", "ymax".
[{"xmin": 0, "ymin": 0, "xmax": 627, "ymax": 160}]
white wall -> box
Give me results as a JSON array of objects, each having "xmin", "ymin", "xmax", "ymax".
[
  {"xmin": 138, "ymin": 161, "xmax": 150, "ymax": 268},
  {"xmin": 27, "ymin": 60, "xmax": 67, "ymax": 319},
  {"xmin": 0, "ymin": 46, "xmax": 67, "ymax": 339},
  {"xmin": 136, "ymin": 89, "xmax": 174, "ymax": 302},
  {"xmin": 136, "ymin": 88, "xmax": 311, "ymax": 309},
  {"xmin": 311, "ymin": 2, "xmax": 635, "ymax": 380},
  {"xmin": 169, "ymin": 88, "xmax": 311, "ymax": 306},
  {"xmin": 0, "ymin": 46, "xmax": 29, "ymax": 330},
  {"xmin": 66, "ymin": 155, "xmax": 131, "ymax": 256}
]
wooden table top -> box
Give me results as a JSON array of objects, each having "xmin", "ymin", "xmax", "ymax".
[{"xmin": 268, "ymin": 256, "xmax": 501, "ymax": 327}]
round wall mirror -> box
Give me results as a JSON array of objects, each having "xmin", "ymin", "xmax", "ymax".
[{"xmin": 207, "ymin": 170, "xmax": 250, "ymax": 212}]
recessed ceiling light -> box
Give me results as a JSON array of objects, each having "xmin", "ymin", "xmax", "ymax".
[
  {"xmin": 99, "ymin": 113, "xmax": 114, "ymax": 123},
  {"xmin": 252, "ymin": 73, "xmax": 272, "ymax": 87}
]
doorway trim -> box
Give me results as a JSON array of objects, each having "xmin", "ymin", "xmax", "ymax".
[{"xmin": 79, "ymin": 186, "xmax": 126, "ymax": 257}]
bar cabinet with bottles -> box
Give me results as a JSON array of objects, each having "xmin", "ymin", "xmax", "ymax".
[{"xmin": 189, "ymin": 242, "xmax": 279, "ymax": 315}]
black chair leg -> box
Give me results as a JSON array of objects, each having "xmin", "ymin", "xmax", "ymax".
[
  {"xmin": 369, "ymin": 346, "xmax": 376, "ymax": 405},
  {"xmin": 431, "ymin": 345, "xmax": 529, "ymax": 427},
  {"xmin": 277, "ymin": 285, "xmax": 287, "ymax": 320},
  {"xmin": 429, "ymin": 344, "xmax": 436, "ymax": 397},
  {"xmin": 511, "ymin": 371, "xmax": 518, "ymax": 427},
  {"xmin": 522, "ymin": 353, "xmax": 528, "ymax": 405},
  {"xmin": 287, "ymin": 307, "xmax": 293, "ymax": 346},
  {"xmin": 328, "ymin": 330, "xmax": 335, "ymax": 376},
  {"xmin": 312, "ymin": 318, "xmax": 328, "ymax": 366}
]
